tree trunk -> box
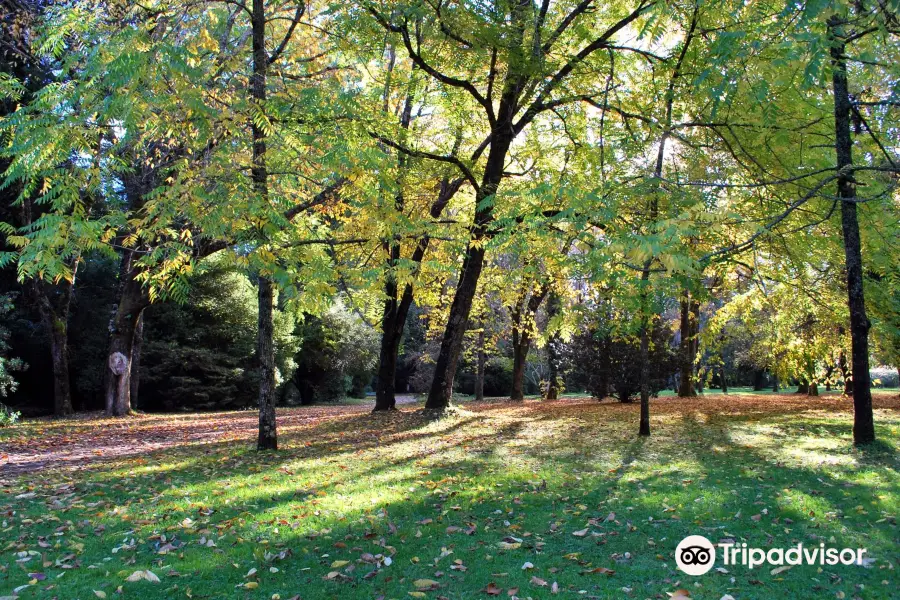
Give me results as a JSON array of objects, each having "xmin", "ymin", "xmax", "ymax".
[
  {"xmin": 545, "ymin": 293, "xmax": 561, "ymax": 400},
  {"xmin": 838, "ymin": 349, "xmax": 852, "ymax": 396},
  {"xmin": 33, "ymin": 280, "xmax": 74, "ymax": 417},
  {"xmin": 510, "ymin": 333, "xmax": 530, "ymax": 401},
  {"xmin": 426, "ymin": 135, "xmax": 513, "ymax": 409},
  {"xmin": 475, "ymin": 327, "xmax": 485, "ymax": 401},
  {"xmin": 251, "ymin": 0, "xmax": 277, "ymax": 450},
  {"xmin": 772, "ymin": 374, "xmax": 779, "ymax": 392},
  {"xmin": 130, "ymin": 312, "xmax": 143, "ymax": 410},
  {"xmin": 808, "ymin": 382, "xmax": 819, "ymax": 397},
  {"xmin": 753, "ymin": 369, "xmax": 765, "ymax": 391},
  {"xmin": 678, "ymin": 291, "xmax": 698, "ymax": 397},
  {"xmin": 829, "ymin": 18, "xmax": 874, "ymax": 444},
  {"xmin": 796, "ymin": 381, "xmax": 809, "ymax": 395},
  {"xmin": 721, "ymin": 366, "xmax": 728, "ymax": 394},
  {"xmin": 638, "ymin": 267, "xmax": 652, "ymax": 436},
  {"xmin": 374, "ymin": 248, "xmax": 402, "ymax": 411},
  {"xmin": 256, "ymin": 276, "xmax": 277, "ymax": 449},
  {"xmin": 104, "ymin": 268, "xmax": 148, "ymax": 417},
  {"xmin": 48, "ymin": 313, "xmax": 73, "ymax": 417}
]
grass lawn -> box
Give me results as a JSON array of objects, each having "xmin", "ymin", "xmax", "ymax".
[{"xmin": 1, "ymin": 392, "xmax": 898, "ymax": 599}]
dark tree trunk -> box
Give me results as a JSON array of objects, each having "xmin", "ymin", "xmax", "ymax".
[
  {"xmin": 638, "ymin": 268, "xmax": 652, "ymax": 436},
  {"xmin": 753, "ymin": 369, "xmax": 766, "ymax": 391},
  {"xmin": 256, "ymin": 276, "xmax": 277, "ymax": 449},
  {"xmin": 104, "ymin": 262, "xmax": 149, "ymax": 417},
  {"xmin": 808, "ymin": 382, "xmax": 819, "ymax": 397},
  {"xmin": 374, "ymin": 248, "xmax": 402, "ymax": 411},
  {"xmin": 510, "ymin": 285, "xmax": 548, "ymax": 401},
  {"xmin": 251, "ymin": 0, "xmax": 278, "ymax": 450},
  {"xmin": 796, "ymin": 381, "xmax": 809, "ymax": 395},
  {"xmin": 678, "ymin": 291, "xmax": 699, "ymax": 397},
  {"xmin": 772, "ymin": 374, "xmax": 779, "ymax": 392},
  {"xmin": 510, "ymin": 334, "xmax": 530, "ymax": 401},
  {"xmin": 545, "ymin": 292, "xmax": 561, "ymax": 400},
  {"xmin": 839, "ymin": 349, "xmax": 852, "ymax": 395},
  {"xmin": 425, "ymin": 133, "xmax": 514, "ymax": 409},
  {"xmin": 33, "ymin": 279, "xmax": 74, "ymax": 417},
  {"xmin": 829, "ymin": 18, "xmax": 874, "ymax": 444},
  {"xmin": 721, "ymin": 366, "xmax": 728, "ymax": 394},
  {"xmin": 475, "ymin": 327, "xmax": 485, "ymax": 401},
  {"xmin": 424, "ymin": 0, "xmax": 529, "ymax": 409},
  {"xmin": 130, "ymin": 313, "xmax": 143, "ymax": 410}
]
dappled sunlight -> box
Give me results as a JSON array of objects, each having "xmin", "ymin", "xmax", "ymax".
[{"xmin": 2, "ymin": 395, "xmax": 898, "ymax": 600}]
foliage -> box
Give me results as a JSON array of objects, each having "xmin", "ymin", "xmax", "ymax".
[
  {"xmin": 289, "ymin": 300, "xmax": 379, "ymax": 403},
  {"xmin": 140, "ymin": 261, "xmax": 299, "ymax": 411},
  {"xmin": 0, "ymin": 292, "xmax": 25, "ymax": 398}
]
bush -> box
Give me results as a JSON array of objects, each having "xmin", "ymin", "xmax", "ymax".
[
  {"xmin": 290, "ymin": 301, "xmax": 379, "ymax": 403},
  {"xmin": 0, "ymin": 293, "xmax": 26, "ymax": 399},
  {"xmin": 0, "ymin": 402, "xmax": 20, "ymax": 426},
  {"xmin": 567, "ymin": 320, "xmax": 677, "ymax": 402},
  {"xmin": 139, "ymin": 263, "xmax": 298, "ymax": 411},
  {"xmin": 870, "ymin": 366, "xmax": 899, "ymax": 388}
]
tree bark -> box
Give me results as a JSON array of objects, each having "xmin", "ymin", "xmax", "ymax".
[
  {"xmin": 720, "ymin": 366, "xmax": 728, "ymax": 394},
  {"xmin": 33, "ymin": 280, "xmax": 74, "ymax": 417},
  {"xmin": 678, "ymin": 291, "xmax": 699, "ymax": 397},
  {"xmin": 544, "ymin": 292, "xmax": 561, "ymax": 400},
  {"xmin": 425, "ymin": 133, "xmax": 512, "ymax": 409},
  {"xmin": 251, "ymin": 0, "xmax": 277, "ymax": 450},
  {"xmin": 104, "ymin": 259, "xmax": 149, "ymax": 416},
  {"xmin": 510, "ymin": 285, "xmax": 548, "ymax": 401},
  {"xmin": 772, "ymin": 374, "xmax": 779, "ymax": 392},
  {"xmin": 256, "ymin": 276, "xmax": 277, "ymax": 449},
  {"xmin": 829, "ymin": 17, "xmax": 874, "ymax": 444}
]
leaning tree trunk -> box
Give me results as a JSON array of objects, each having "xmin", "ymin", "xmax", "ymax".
[
  {"xmin": 829, "ymin": 18, "xmax": 874, "ymax": 444},
  {"xmin": 426, "ymin": 161, "xmax": 509, "ymax": 409}
]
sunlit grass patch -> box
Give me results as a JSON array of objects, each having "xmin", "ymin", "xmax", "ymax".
[{"xmin": 1, "ymin": 395, "xmax": 897, "ymax": 599}]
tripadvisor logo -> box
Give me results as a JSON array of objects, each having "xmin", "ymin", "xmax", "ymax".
[
  {"xmin": 675, "ymin": 535, "xmax": 869, "ymax": 576},
  {"xmin": 676, "ymin": 535, "xmax": 716, "ymax": 575}
]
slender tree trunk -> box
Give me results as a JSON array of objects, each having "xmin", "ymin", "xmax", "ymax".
[
  {"xmin": 251, "ymin": 0, "xmax": 277, "ymax": 450},
  {"xmin": 829, "ymin": 17, "xmax": 874, "ymax": 444},
  {"xmin": 475, "ymin": 327, "xmax": 485, "ymax": 401},
  {"xmin": 773, "ymin": 374, "xmax": 779, "ymax": 392},
  {"xmin": 678, "ymin": 291, "xmax": 698, "ymax": 397},
  {"xmin": 545, "ymin": 293, "xmax": 561, "ymax": 400},
  {"xmin": 721, "ymin": 366, "xmax": 728, "ymax": 394},
  {"xmin": 638, "ymin": 266, "xmax": 652, "ymax": 435},
  {"xmin": 256, "ymin": 277, "xmax": 277, "ymax": 449}
]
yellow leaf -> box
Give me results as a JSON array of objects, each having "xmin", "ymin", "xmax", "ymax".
[
  {"xmin": 94, "ymin": 592, "xmax": 106, "ymax": 599},
  {"xmin": 330, "ymin": 560, "xmax": 349, "ymax": 568}
]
